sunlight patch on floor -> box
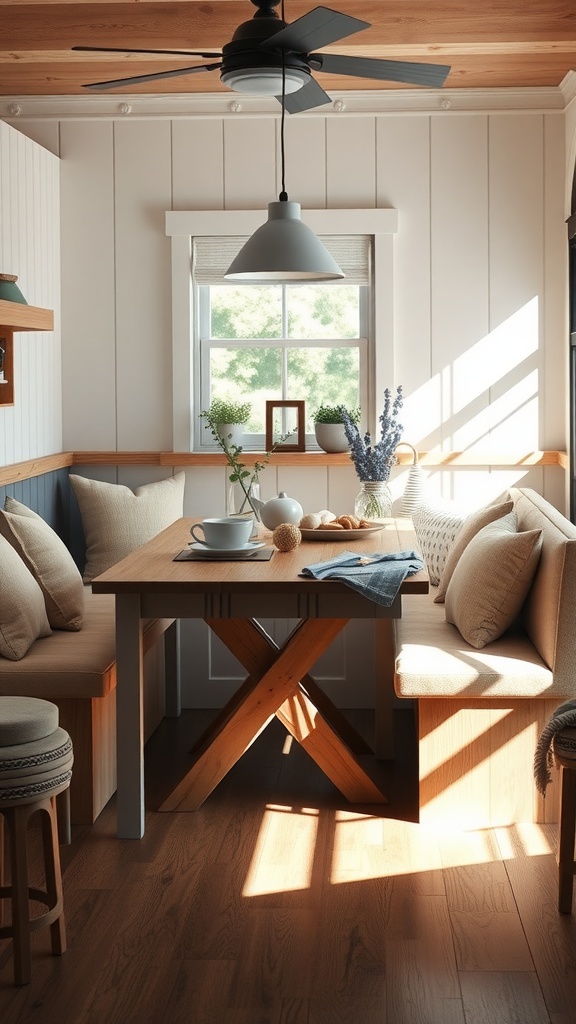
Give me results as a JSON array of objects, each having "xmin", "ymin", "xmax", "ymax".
[
  {"xmin": 242, "ymin": 803, "xmax": 319, "ymax": 896},
  {"xmin": 496, "ymin": 822, "xmax": 554, "ymax": 859}
]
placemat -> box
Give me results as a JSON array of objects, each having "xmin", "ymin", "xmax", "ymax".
[{"xmin": 174, "ymin": 548, "xmax": 275, "ymax": 562}]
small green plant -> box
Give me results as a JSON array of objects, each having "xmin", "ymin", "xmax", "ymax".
[
  {"xmin": 207, "ymin": 397, "xmax": 251, "ymax": 424},
  {"xmin": 312, "ymin": 403, "xmax": 361, "ymax": 425},
  {"xmin": 200, "ymin": 407, "xmax": 294, "ymax": 518}
]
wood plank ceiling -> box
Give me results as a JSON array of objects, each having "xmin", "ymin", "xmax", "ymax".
[{"xmin": 0, "ymin": 1, "xmax": 576, "ymax": 100}]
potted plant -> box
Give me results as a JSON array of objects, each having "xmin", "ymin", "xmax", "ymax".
[
  {"xmin": 312, "ymin": 403, "xmax": 361, "ymax": 453},
  {"xmin": 204, "ymin": 397, "xmax": 251, "ymax": 448}
]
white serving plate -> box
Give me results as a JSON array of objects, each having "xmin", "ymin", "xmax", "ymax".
[
  {"xmin": 188, "ymin": 540, "xmax": 266, "ymax": 557},
  {"xmin": 300, "ymin": 525, "xmax": 385, "ymax": 542}
]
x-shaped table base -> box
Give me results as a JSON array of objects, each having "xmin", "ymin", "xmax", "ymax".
[{"xmin": 160, "ymin": 617, "xmax": 388, "ymax": 812}]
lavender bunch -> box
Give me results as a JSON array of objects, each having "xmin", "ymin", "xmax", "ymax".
[{"xmin": 339, "ymin": 385, "xmax": 403, "ymax": 481}]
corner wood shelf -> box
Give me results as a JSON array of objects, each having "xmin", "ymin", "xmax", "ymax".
[{"xmin": 0, "ymin": 299, "xmax": 54, "ymax": 407}]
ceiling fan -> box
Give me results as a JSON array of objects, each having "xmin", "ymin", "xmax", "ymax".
[{"xmin": 72, "ymin": 0, "xmax": 451, "ymax": 114}]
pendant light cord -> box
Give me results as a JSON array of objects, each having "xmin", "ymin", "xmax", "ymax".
[{"xmin": 279, "ymin": 0, "xmax": 287, "ymax": 201}]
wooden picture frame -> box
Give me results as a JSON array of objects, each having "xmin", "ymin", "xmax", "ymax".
[{"xmin": 265, "ymin": 400, "xmax": 306, "ymax": 452}]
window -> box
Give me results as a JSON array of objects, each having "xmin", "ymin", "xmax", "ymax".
[
  {"xmin": 193, "ymin": 236, "xmax": 371, "ymax": 450},
  {"xmin": 165, "ymin": 208, "xmax": 398, "ymax": 453}
]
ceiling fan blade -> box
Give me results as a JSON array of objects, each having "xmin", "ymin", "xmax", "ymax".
[
  {"xmin": 315, "ymin": 53, "xmax": 450, "ymax": 89},
  {"xmin": 277, "ymin": 76, "xmax": 332, "ymax": 114},
  {"xmin": 72, "ymin": 45, "xmax": 222, "ymax": 59},
  {"xmin": 83, "ymin": 63, "xmax": 222, "ymax": 91},
  {"xmin": 263, "ymin": 6, "xmax": 369, "ymax": 54}
]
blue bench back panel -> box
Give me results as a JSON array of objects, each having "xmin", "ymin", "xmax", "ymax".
[{"xmin": 0, "ymin": 467, "xmax": 86, "ymax": 570}]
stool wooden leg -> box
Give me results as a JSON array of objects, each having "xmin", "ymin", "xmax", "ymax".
[
  {"xmin": 9, "ymin": 805, "xmax": 33, "ymax": 985},
  {"xmin": 558, "ymin": 765, "xmax": 576, "ymax": 913},
  {"xmin": 41, "ymin": 797, "xmax": 66, "ymax": 956},
  {"xmin": 56, "ymin": 788, "xmax": 71, "ymax": 846},
  {"xmin": 0, "ymin": 812, "xmax": 4, "ymax": 928}
]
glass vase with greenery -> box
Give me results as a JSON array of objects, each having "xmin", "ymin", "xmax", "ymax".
[
  {"xmin": 339, "ymin": 386, "xmax": 404, "ymax": 519},
  {"xmin": 201, "ymin": 407, "xmax": 293, "ymax": 522}
]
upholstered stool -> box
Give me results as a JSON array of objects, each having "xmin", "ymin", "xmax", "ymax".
[
  {"xmin": 0, "ymin": 696, "xmax": 74, "ymax": 984},
  {"xmin": 553, "ymin": 726, "xmax": 576, "ymax": 913}
]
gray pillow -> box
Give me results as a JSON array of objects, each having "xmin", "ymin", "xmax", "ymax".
[
  {"xmin": 0, "ymin": 533, "xmax": 52, "ymax": 660},
  {"xmin": 445, "ymin": 512, "xmax": 543, "ymax": 649},
  {"xmin": 434, "ymin": 499, "xmax": 514, "ymax": 603},
  {"xmin": 70, "ymin": 472, "xmax": 185, "ymax": 582},
  {"xmin": 0, "ymin": 497, "xmax": 84, "ymax": 630}
]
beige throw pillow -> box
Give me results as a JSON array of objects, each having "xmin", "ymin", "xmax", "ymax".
[
  {"xmin": 0, "ymin": 534, "xmax": 52, "ymax": 660},
  {"xmin": 411, "ymin": 501, "xmax": 468, "ymax": 586},
  {"xmin": 70, "ymin": 472, "xmax": 185, "ymax": 582},
  {"xmin": 434, "ymin": 499, "xmax": 514, "ymax": 603},
  {"xmin": 445, "ymin": 512, "xmax": 543, "ymax": 649},
  {"xmin": 0, "ymin": 497, "xmax": 84, "ymax": 630}
]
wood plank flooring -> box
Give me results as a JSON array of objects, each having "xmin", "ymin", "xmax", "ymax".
[{"xmin": 1, "ymin": 708, "xmax": 575, "ymax": 1022}]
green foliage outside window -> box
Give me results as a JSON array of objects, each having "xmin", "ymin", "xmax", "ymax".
[{"xmin": 203, "ymin": 283, "xmax": 363, "ymax": 436}]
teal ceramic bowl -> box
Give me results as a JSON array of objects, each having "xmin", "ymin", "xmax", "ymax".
[{"xmin": 0, "ymin": 274, "xmax": 27, "ymax": 304}]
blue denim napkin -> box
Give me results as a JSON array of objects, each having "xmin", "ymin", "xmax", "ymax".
[{"xmin": 300, "ymin": 549, "xmax": 424, "ymax": 607}]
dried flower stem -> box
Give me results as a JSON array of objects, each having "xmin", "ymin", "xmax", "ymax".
[{"xmin": 339, "ymin": 385, "xmax": 403, "ymax": 481}]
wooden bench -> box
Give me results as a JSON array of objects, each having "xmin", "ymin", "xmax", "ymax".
[
  {"xmin": 0, "ymin": 464, "xmax": 177, "ymax": 825},
  {"xmin": 394, "ymin": 487, "xmax": 576, "ymax": 827}
]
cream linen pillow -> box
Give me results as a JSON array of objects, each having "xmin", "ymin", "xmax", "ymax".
[
  {"xmin": 0, "ymin": 533, "xmax": 52, "ymax": 660},
  {"xmin": 0, "ymin": 497, "xmax": 84, "ymax": 630},
  {"xmin": 434, "ymin": 499, "xmax": 514, "ymax": 603},
  {"xmin": 70, "ymin": 472, "xmax": 185, "ymax": 582},
  {"xmin": 445, "ymin": 512, "xmax": 543, "ymax": 649},
  {"xmin": 411, "ymin": 501, "xmax": 468, "ymax": 586}
]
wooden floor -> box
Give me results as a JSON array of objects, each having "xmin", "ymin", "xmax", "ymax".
[{"xmin": 1, "ymin": 708, "xmax": 575, "ymax": 1023}]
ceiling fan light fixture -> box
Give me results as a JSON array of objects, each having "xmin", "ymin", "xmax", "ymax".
[
  {"xmin": 224, "ymin": 201, "xmax": 344, "ymax": 282},
  {"xmin": 221, "ymin": 66, "xmax": 308, "ymax": 95}
]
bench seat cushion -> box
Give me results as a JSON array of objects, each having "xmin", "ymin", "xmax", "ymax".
[
  {"xmin": 395, "ymin": 593, "xmax": 555, "ymax": 698},
  {"xmin": 0, "ymin": 589, "xmax": 116, "ymax": 699}
]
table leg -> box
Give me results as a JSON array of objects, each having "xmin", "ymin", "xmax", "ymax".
[
  {"xmin": 189, "ymin": 630, "xmax": 372, "ymax": 759},
  {"xmin": 374, "ymin": 618, "xmax": 396, "ymax": 759},
  {"xmin": 160, "ymin": 617, "xmax": 388, "ymax": 812},
  {"xmin": 217, "ymin": 620, "xmax": 386, "ymax": 804},
  {"xmin": 160, "ymin": 617, "xmax": 354, "ymax": 812},
  {"xmin": 164, "ymin": 619, "xmax": 181, "ymax": 718},
  {"xmin": 115, "ymin": 594, "xmax": 145, "ymax": 839}
]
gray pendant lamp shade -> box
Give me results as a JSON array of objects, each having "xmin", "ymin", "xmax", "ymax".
[{"xmin": 224, "ymin": 200, "xmax": 345, "ymax": 282}]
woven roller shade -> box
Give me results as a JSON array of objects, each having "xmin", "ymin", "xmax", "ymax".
[{"xmin": 193, "ymin": 234, "xmax": 371, "ymax": 286}]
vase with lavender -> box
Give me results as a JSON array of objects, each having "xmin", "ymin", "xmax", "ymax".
[{"xmin": 339, "ymin": 385, "xmax": 403, "ymax": 520}]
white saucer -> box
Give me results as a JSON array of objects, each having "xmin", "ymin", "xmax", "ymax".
[{"xmin": 188, "ymin": 540, "xmax": 266, "ymax": 558}]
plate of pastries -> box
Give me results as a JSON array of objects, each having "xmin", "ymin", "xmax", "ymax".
[{"xmin": 298, "ymin": 511, "xmax": 384, "ymax": 541}]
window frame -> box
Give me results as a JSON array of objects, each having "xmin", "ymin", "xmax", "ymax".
[
  {"xmin": 194, "ymin": 280, "xmax": 370, "ymax": 451},
  {"xmin": 166, "ymin": 208, "xmax": 398, "ymax": 452}
]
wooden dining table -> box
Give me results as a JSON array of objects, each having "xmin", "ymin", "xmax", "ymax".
[{"xmin": 91, "ymin": 517, "xmax": 428, "ymax": 838}]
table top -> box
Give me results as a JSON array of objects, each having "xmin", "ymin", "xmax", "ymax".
[{"xmin": 90, "ymin": 516, "xmax": 428, "ymax": 599}]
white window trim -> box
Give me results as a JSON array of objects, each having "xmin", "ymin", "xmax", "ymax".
[{"xmin": 165, "ymin": 208, "xmax": 398, "ymax": 451}]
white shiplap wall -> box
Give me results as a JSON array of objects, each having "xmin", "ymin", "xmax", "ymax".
[
  {"xmin": 0, "ymin": 120, "xmax": 61, "ymax": 464},
  {"xmin": 2, "ymin": 102, "xmax": 569, "ymax": 706}
]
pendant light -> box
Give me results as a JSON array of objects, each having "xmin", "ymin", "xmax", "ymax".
[{"xmin": 225, "ymin": 12, "xmax": 344, "ymax": 283}]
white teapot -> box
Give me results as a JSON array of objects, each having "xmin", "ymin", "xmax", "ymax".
[{"xmin": 255, "ymin": 491, "xmax": 303, "ymax": 531}]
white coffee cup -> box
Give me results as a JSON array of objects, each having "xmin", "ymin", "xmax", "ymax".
[{"xmin": 190, "ymin": 517, "xmax": 253, "ymax": 549}]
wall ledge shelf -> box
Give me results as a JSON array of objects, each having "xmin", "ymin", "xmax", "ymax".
[
  {"xmin": 0, "ymin": 300, "xmax": 54, "ymax": 407},
  {"xmin": 0, "ymin": 450, "xmax": 567, "ymax": 488},
  {"xmin": 0, "ymin": 299, "xmax": 54, "ymax": 332}
]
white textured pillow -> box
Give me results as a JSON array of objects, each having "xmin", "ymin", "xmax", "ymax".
[
  {"xmin": 70, "ymin": 472, "xmax": 185, "ymax": 582},
  {"xmin": 0, "ymin": 497, "xmax": 84, "ymax": 630},
  {"xmin": 0, "ymin": 534, "xmax": 51, "ymax": 660},
  {"xmin": 445, "ymin": 512, "xmax": 543, "ymax": 649},
  {"xmin": 434, "ymin": 499, "xmax": 514, "ymax": 603},
  {"xmin": 411, "ymin": 501, "xmax": 467, "ymax": 586}
]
